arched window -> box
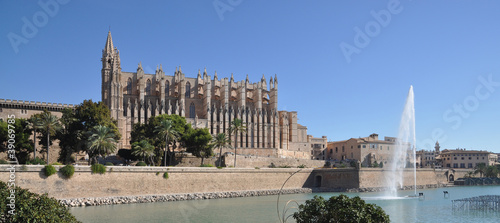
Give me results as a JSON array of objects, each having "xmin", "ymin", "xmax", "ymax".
[
  {"xmin": 126, "ymin": 78, "xmax": 132, "ymax": 94},
  {"xmin": 165, "ymin": 80, "xmax": 170, "ymax": 96},
  {"xmin": 189, "ymin": 102, "xmax": 195, "ymax": 118},
  {"xmin": 185, "ymin": 82, "xmax": 191, "ymax": 98},
  {"xmin": 146, "ymin": 79, "xmax": 151, "ymax": 96}
]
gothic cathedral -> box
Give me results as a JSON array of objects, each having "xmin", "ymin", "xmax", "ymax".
[{"xmin": 101, "ymin": 31, "xmax": 324, "ymax": 159}]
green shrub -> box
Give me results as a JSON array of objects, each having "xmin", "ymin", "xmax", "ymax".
[
  {"xmin": 59, "ymin": 165, "xmax": 75, "ymax": 179},
  {"xmin": 51, "ymin": 162, "xmax": 63, "ymax": 165},
  {"xmin": 339, "ymin": 164, "xmax": 346, "ymax": 168},
  {"xmin": 0, "ymin": 159, "xmax": 8, "ymax": 164},
  {"xmin": 27, "ymin": 157, "xmax": 46, "ymax": 165},
  {"xmin": 293, "ymin": 195, "xmax": 390, "ymax": 223},
  {"xmin": 91, "ymin": 164, "xmax": 106, "ymax": 174},
  {"xmin": 350, "ymin": 160, "xmax": 357, "ymax": 168},
  {"xmin": 217, "ymin": 166, "xmax": 223, "ymax": 169},
  {"xmin": 163, "ymin": 172, "xmax": 169, "ymax": 179},
  {"xmin": 136, "ymin": 161, "xmax": 147, "ymax": 166},
  {"xmin": 105, "ymin": 162, "xmax": 114, "ymax": 166},
  {"xmin": 0, "ymin": 181, "xmax": 81, "ymax": 222},
  {"xmin": 200, "ymin": 164, "xmax": 214, "ymax": 167},
  {"xmin": 279, "ymin": 165, "xmax": 291, "ymax": 168},
  {"xmin": 269, "ymin": 163, "xmax": 277, "ymax": 168},
  {"xmin": 20, "ymin": 165, "xmax": 28, "ymax": 171},
  {"xmin": 156, "ymin": 172, "xmax": 160, "ymax": 175},
  {"xmin": 255, "ymin": 167, "xmax": 260, "ymax": 169},
  {"xmin": 324, "ymin": 161, "xmax": 331, "ymax": 168},
  {"xmin": 298, "ymin": 164, "xmax": 306, "ymax": 168},
  {"xmin": 43, "ymin": 165, "xmax": 56, "ymax": 177}
]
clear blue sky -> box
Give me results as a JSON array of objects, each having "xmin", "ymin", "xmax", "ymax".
[{"xmin": 1, "ymin": 0, "xmax": 500, "ymax": 152}]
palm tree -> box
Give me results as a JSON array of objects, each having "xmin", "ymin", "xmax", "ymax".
[
  {"xmin": 211, "ymin": 133, "xmax": 231, "ymax": 167},
  {"xmin": 132, "ymin": 140, "xmax": 155, "ymax": 165},
  {"xmin": 154, "ymin": 119, "xmax": 179, "ymax": 166},
  {"xmin": 27, "ymin": 116, "xmax": 42, "ymax": 160},
  {"xmin": 87, "ymin": 125, "xmax": 117, "ymax": 164},
  {"xmin": 229, "ymin": 118, "xmax": 246, "ymax": 167},
  {"xmin": 37, "ymin": 112, "xmax": 61, "ymax": 164},
  {"xmin": 474, "ymin": 163, "xmax": 487, "ymax": 177}
]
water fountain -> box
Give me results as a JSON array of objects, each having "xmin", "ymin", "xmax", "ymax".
[{"xmin": 385, "ymin": 85, "xmax": 417, "ymax": 198}]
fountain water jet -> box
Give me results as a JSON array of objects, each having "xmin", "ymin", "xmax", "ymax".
[{"xmin": 385, "ymin": 86, "xmax": 417, "ymax": 198}]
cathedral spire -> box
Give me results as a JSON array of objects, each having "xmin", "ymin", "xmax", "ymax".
[
  {"xmin": 246, "ymin": 74, "xmax": 249, "ymax": 83},
  {"xmin": 197, "ymin": 69, "xmax": 201, "ymax": 79},
  {"xmin": 104, "ymin": 31, "xmax": 114, "ymax": 55},
  {"xmin": 230, "ymin": 73, "xmax": 234, "ymax": 82},
  {"xmin": 203, "ymin": 67, "xmax": 207, "ymax": 75},
  {"xmin": 137, "ymin": 62, "xmax": 143, "ymax": 71},
  {"xmin": 214, "ymin": 71, "xmax": 218, "ymax": 80}
]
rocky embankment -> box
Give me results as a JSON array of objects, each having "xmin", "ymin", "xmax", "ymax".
[
  {"xmin": 346, "ymin": 184, "xmax": 446, "ymax": 193},
  {"xmin": 59, "ymin": 188, "xmax": 312, "ymax": 207}
]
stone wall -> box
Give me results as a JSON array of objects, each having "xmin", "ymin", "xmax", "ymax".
[
  {"xmin": 357, "ymin": 168, "xmax": 448, "ymax": 189},
  {"xmin": 224, "ymin": 154, "xmax": 326, "ymax": 168},
  {"xmin": 0, "ymin": 165, "xmax": 314, "ymax": 199},
  {"xmin": 0, "ymin": 165, "xmax": 471, "ymax": 201}
]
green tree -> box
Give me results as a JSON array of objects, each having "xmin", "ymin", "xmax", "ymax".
[
  {"xmin": 485, "ymin": 165, "xmax": 499, "ymax": 178},
  {"xmin": 0, "ymin": 119, "xmax": 34, "ymax": 164},
  {"xmin": 131, "ymin": 140, "xmax": 155, "ymax": 165},
  {"xmin": 36, "ymin": 111, "xmax": 61, "ymax": 164},
  {"xmin": 211, "ymin": 133, "xmax": 231, "ymax": 167},
  {"xmin": 474, "ymin": 163, "xmax": 487, "ymax": 177},
  {"xmin": 56, "ymin": 108, "xmax": 81, "ymax": 164},
  {"xmin": 229, "ymin": 118, "xmax": 246, "ymax": 167},
  {"xmin": 87, "ymin": 125, "xmax": 117, "ymax": 164},
  {"xmin": 155, "ymin": 119, "xmax": 179, "ymax": 166},
  {"xmin": 27, "ymin": 116, "xmax": 42, "ymax": 160},
  {"xmin": 183, "ymin": 128, "xmax": 213, "ymax": 165},
  {"xmin": 0, "ymin": 181, "xmax": 81, "ymax": 222},
  {"xmin": 130, "ymin": 114, "xmax": 191, "ymax": 166},
  {"xmin": 293, "ymin": 195, "xmax": 390, "ymax": 223}
]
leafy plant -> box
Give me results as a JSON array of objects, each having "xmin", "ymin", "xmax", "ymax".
[
  {"xmin": 156, "ymin": 172, "xmax": 160, "ymax": 175},
  {"xmin": 20, "ymin": 165, "xmax": 28, "ymax": 171},
  {"xmin": 200, "ymin": 164, "xmax": 214, "ymax": 167},
  {"xmin": 136, "ymin": 161, "xmax": 147, "ymax": 166},
  {"xmin": 0, "ymin": 159, "xmax": 8, "ymax": 164},
  {"xmin": 293, "ymin": 195, "xmax": 390, "ymax": 223},
  {"xmin": 217, "ymin": 166, "xmax": 223, "ymax": 169},
  {"xmin": 105, "ymin": 162, "xmax": 114, "ymax": 166},
  {"xmin": 350, "ymin": 160, "xmax": 357, "ymax": 168},
  {"xmin": 91, "ymin": 164, "xmax": 106, "ymax": 174},
  {"xmin": 0, "ymin": 181, "xmax": 81, "ymax": 222},
  {"xmin": 51, "ymin": 162, "xmax": 63, "ymax": 165},
  {"xmin": 279, "ymin": 165, "xmax": 291, "ymax": 168},
  {"xmin": 298, "ymin": 164, "xmax": 306, "ymax": 168},
  {"xmin": 255, "ymin": 167, "xmax": 260, "ymax": 169},
  {"xmin": 59, "ymin": 164, "xmax": 75, "ymax": 179},
  {"xmin": 27, "ymin": 157, "xmax": 46, "ymax": 165},
  {"xmin": 324, "ymin": 161, "xmax": 331, "ymax": 168},
  {"xmin": 163, "ymin": 172, "xmax": 169, "ymax": 179},
  {"xmin": 43, "ymin": 165, "xmax": 56, "ymax": 177}
]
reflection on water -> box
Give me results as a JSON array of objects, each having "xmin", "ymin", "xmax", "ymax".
[{"xmin": 71, "ymin": 186, "xmax": 500, "ymax": 223}]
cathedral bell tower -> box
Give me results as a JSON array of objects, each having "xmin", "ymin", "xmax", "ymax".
[{"xmin": 101, "ymin": 31, "xmax": 123, "ymax": 120}]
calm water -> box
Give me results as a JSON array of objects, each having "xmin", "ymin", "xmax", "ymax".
[{"xmin": 71, "ymin": 186, "xmax": 500, "ymax": 223}]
